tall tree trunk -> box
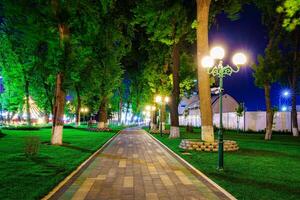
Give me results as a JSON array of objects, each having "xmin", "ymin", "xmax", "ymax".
[
  {"xmin": 51, "ymin": 73, "xmax": 66, "ymax": 145},
  {"xmin": 196, "ymin": 0, "xmax": 214, "ymax": 142},
  {"xmin": 98, "ymin": 97, "xmax": 108, "ymax": 128},
  {"xmin": 151, "ymin": 108, "xmax": 157, "ymax": 130},
  {"xmin": 169, "ymin": 42, "xmax": 180, "ymax": 138},
  {"xmin": 291, "ymin": 30, "xmax": 299, "ymax": 136},
  {"xmin": 118, "ymin": 88, "xmax": 122, "ymax": 124},
  {"xmin": 51, "ymin": 0, "xmax": 70, "ymax": 145},
  {"xmin": 75, "ymin": 86, "xmax": 81, "ymax": 127},
  {"xmin": 291, "ymin": 70, "xmax": 299, "ymax": 136},
  {"xmin": 264, "ymin": 83, "xmax": 274, "ymax": 140},
  {"xmin": 43, "ymin": 82, "xmax": 54, "ymax": 116},
  {"xmin": 25, "ymin": 80, "xmax": 31, "ymax": 126},
  {"xmin": 44, "ymin": 112, "xmax": 49, "ymax": 124},
  {"xmin": 161, "ymin": 102, "xmax": 166, "ymax": 130},
  {"xmin": 124, "ymin": 100, "xmax": 130, "ymax": 124}
]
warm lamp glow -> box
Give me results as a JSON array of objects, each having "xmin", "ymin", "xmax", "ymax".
[
  {"xmin": 232, "ymin": 53, "xmax": 247, "ymax": 65},
  {"xmin": 201, "ymin": 56, "xmax": 214, "ymax": 68},
  {"xmin": 145, "ymin": 105, "xmax": 151, "ymax": 111},
  {"xmin": 155, "ymin": 96, "xmax": 162, "ymax": 103},
  {"xmin": 210, "ymin": 46, "xmax": 225, "ymax": 59},
  {"xmin": 164, "ymin": 96, "xmax": 170, "ymax": 103}
]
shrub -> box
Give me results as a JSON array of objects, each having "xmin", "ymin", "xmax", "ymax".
[
  {"xmin": 24, "ymin": 136, "xmax": 40, "ymax": 157},
  {"xmin": 3, "ymin": 126, "xmax": 41, "ymax": 130}
]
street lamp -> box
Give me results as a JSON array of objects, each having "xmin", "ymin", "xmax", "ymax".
[
  {"xmin": 201, "ymin": 46, "xmax": 247, "ymax": 170},
  {"xmin": 155, "ymin": 95, "xmax": 170, "ymax": 137},
  {"xmin": 279, "ymin": 90, "xmax": 290, "ymax": 111}
]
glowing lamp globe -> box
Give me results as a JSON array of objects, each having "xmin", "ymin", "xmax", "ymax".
[
  {"xmin": 151, "ymin": 106, "xmax": 156, "ymax": 111},
  {"xmin": 232, "ymin": 53, "xmax": 247, "ymax": 65},
  {"xmin": 201, "ymin": 56, "xmax": 214, "ymax": 68},
  {"xmin": 210, "ymin": 46, "xmax": 225, "ymax": 59},
  {"xmin": 164, "ymin": 96, "xmax": 170, "ymax": 103},
  {"xmin": 145, "ymin": 105, "xmax": 151, "ymax": 111},
  {"xmin": 155, "ymin": 95, "xmax": 162, "ymax": 103}
]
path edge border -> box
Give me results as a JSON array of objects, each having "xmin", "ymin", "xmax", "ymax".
[
  {"xmin": 146, "ymin": 131, "xmax": 237, "ymax": 200},
  {"xmin": 42, "ymin": 130, "xmax": 120, "ymax": 200}
]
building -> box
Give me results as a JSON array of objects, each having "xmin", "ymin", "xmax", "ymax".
[{"xmin": 178, "ymin": 94, "xmax": 239, "ymax": 127}]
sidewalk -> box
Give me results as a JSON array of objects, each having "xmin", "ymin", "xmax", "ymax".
[{"xmin": 54, "ymin": 128, "xmax": 233, "ymax": 200}]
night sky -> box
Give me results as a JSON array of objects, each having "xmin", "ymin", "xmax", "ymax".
[{"xmin": 210, "ymin": 4, "xmax": 299, "ymax": 111}]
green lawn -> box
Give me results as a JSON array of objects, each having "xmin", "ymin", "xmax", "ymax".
[
  {"xmin": 0, "ymin": 127, "xmax": 118, "ymax": 200},
  {"xmin": 151, "ymin": 127, "xmax": 300, "ymax": 200}
]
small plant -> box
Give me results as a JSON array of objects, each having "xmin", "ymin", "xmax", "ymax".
[
  {"xmin": 235, "ymin": 103, "xmax": 245, "ymax": 133},
  {"xmin": 24, "ymin": 136, "xmax": 40, "ymax": 157}
]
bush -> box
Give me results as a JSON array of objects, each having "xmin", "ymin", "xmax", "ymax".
[
  {"xmin": 2, "ymin": 125, "xmax": 41, "ymax": 130},
  {"xmin": 24, "ymin": 136, "xmax": 40, "ymax": 157}
]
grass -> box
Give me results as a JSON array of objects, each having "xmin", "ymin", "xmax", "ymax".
[
  {"xmin": 150, "ymin": 127, "xmax": 300, "ymax": 200},
  {"xmin": 0, "ymin": 127, "xmax": 119, "ymax": 200}
]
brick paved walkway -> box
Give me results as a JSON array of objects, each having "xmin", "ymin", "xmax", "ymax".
[{"xmin": 56, "ymin": 128, "xmax": 233, "ymax": 200}]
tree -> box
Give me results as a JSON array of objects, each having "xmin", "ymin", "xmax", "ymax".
[
  {"xmin": 235, "ymin": 103, "xmax": 244, "ymax": 133},
  {"xmin": 133, "ymin": 0, "xmax": 193, "ymax": 138},
  {"xmin": 196, "ymin": 0, "xmax": 214, "ymax": 142},
  {"xmin": 277, "ymin": 0, "xmax": 300, "ymax": 31},
  {"xmin": 279, "ymin": 29, "xmax": 300, "ymax": 136},
  {"xmin": 0, "ymin": 33, "xmax": 24, "ymax": 123},
  {"xmin": 252, "ymin": 48, "xmax": 282, "ymax": 140}
]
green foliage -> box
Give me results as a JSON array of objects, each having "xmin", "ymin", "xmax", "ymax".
[
  {"xmin": 153, "ymin": 127, "xmax": 300, "ymax": 200},
  {"xmin": 2, "ymin": 126, "xmax": 41, "ymax": 130},
  {"xmin": 0, "ymin": 128, "xmax": 117, "ymax": 199},
  {"xmin": 235, "ymin": 103, "xmax": 244, "ymax": 117},
  {"xmin": 277, "ymin": 0, "xmax": 300, "ymax": 31},
  {"xmin": 0, "ymin": 33, "xmax": 24, "ymax": 114}
]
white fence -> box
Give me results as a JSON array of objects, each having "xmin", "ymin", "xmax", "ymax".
[{"xmin": 179, "ymin": 111, "xmax": 300, "ymax": 132}]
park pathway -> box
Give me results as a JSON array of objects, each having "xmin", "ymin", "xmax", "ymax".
[{"xmin": 56, "ymin": 128, "xmax": 233, "ymax": 200}]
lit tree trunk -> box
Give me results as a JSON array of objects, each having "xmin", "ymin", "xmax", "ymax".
[
  {"xmin": 196, "ymin": 0, "xmax": 214, "ymax": 142},
  {"xmin": 264, "ymin": 83, "xmax": 273, "ymax": 140},
  {"xmin": 43, "ymin": 82, "xmax": 54, "ymax": 116},
  {"xmin": 291, "ymin": 31, "xmax": 299, "ymax": 137},
  {"xmin": 51, "ymin": 0, "xmax": 70, "ymax": 144},
  {"xmin": 124, "ymin": 99, "xmax": 130, "ymax": 124},
  {"xmin": 75, "ymin": 86, "xmax": 81, "ymax": 127},
  {"xmin": 118, "ymin": 88, "xmax": 122, "ymax": 124},
  {"xmin": 44, "ymin": 112, "xmax": 49, "ymax": 124},
  {"xmin": 169, "ymin": 42, "xmax": 180, "ymax": 138},
  {"xmin": 25, "ymin": 79, "xmax": 31, "ymax": 126},
  {"xmin": 51, "ymin": 72, "xmax": 66, "ymax": 145},
  {"xmin": 151, "ymin": 109, "xmax": 157, "ymax": 130},
  {"xmin": 161, "ymin": 102, "xmax": 166, "ymax": 130},
  {"xmin": 98, "ymin": 97, "xmax": 108, "ymax": 128},
  {"xmin": 291, "ymin": 72, "xmax": 299, "ymax": 136}
]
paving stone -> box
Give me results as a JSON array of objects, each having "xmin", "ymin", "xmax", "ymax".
[{"xmin": 56, "ymin": 128, "xmax": 232, "ymax": 200}]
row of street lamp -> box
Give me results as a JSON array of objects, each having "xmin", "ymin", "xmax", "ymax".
[{"xmin": 144, "ymin": 96, "xmax": 169, "ymax": 137}]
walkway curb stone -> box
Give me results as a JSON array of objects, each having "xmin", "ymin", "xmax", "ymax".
[
  {"xmin": 42, "ymin": 131, "xmax": 120, "ymax": 200},
  {"xmin": 146, "ymin": 131, "xmax": 237, "ymax": 200}
]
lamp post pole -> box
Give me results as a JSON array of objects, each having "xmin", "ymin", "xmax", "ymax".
[
  {"xmin": 218, "ymin": 70, "xmax": 224, "ymax": 169},
  {"xmin": 201, "ymin": 46, "xmax": 247, "ymax": 170},
  {"xmin": 159, "ymin": 102, "xmax": 162, "ymax": 137}
]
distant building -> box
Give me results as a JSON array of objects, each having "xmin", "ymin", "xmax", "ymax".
[
  {"xmin": 178, "ymin": 93, "xmax": 239, "ymax": 115},
  {"xmin": 178, "ymin": 94, "xmax": 239, "ymax": 127}
]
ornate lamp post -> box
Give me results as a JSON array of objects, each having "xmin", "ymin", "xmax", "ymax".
[
  {"xmin": 201, "ymin": 46, "xmax": 247, "ymax": 170},
  {"xmin": 155, "ymin": 95, "xmax": 170, "ymax": 137}
]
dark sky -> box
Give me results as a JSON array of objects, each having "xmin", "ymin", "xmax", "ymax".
[{"xmin": 209, "ymin": 4, "xmax": 299, "ymax": 111}]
